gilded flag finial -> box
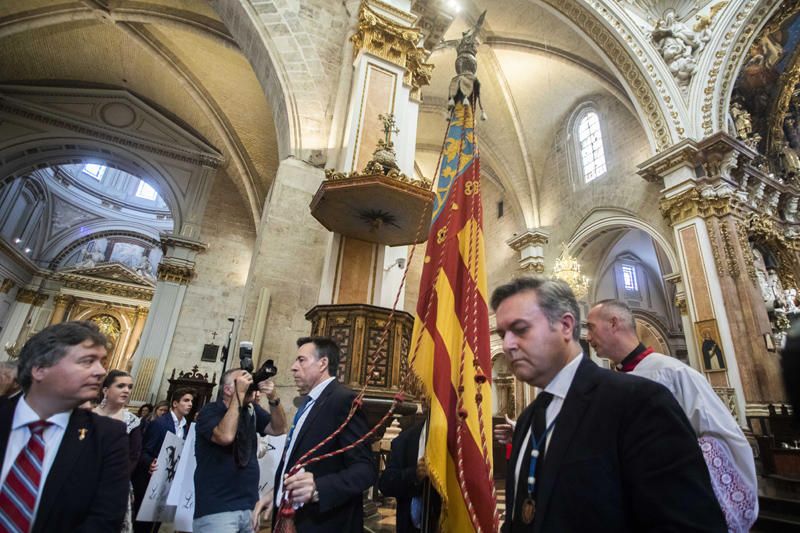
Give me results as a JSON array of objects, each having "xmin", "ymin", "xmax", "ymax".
[{"xmin": 448, "ymin": 10, "xmax": 486, "ymax": 115}]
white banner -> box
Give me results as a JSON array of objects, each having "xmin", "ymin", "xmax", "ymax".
[
  {"xmin": 170, "ymin": 424, "xmax": 197, "ymax": 532},
  {"xmin": 258, "ymin": 434, "xmax": 287, "ymax": 497},
  {"xmin": 136, "ymin": 430, "xmax": 184, "ymax": 523}
]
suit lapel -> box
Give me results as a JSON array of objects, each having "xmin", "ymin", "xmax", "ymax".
[
  {"xmin": 0, "ymin": 395, "xmax": 20, "ymax": 462},
  {"xmin": 37, "ymin": 409, "xmax": 92, "ymax": 525},
  {"xmin": 289, "ymin": 380, "xmax": 337, "ymax": 465},
  {"xmin": 534, "ymin": 358, "xmax": 598, "ymax": 529}
]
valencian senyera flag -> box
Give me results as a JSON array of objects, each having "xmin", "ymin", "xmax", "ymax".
[{"xmin": 409, "ymin": 95, "xmax": 498, "ymax": 532}]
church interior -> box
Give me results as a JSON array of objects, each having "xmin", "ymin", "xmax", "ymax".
[{"xmin": 1, "ymin": 0, "xmax": 800, "ymax": 530}]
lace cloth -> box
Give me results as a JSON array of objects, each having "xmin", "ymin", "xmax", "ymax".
[{"xmin": 699, "ymin": 435, "xmax": 757, "ymax": 533}]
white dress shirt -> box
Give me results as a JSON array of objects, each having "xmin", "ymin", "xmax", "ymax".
[
  {"xmin": 512, "ymin": 353, "xmax": 583, "ymax": 518},
  {"xmin": 1, "ymin": 396, "xmax": 72, "ymax": 517},
  {"xmin": 275, "ymin": 376, "xmax": 335, "ymax": 505},
  {"xmin": 170, "ymin": 410, "xmax": 186, "ymax": 436}
]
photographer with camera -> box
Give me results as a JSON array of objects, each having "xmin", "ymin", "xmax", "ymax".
[{"xmin": 193, "ymin": 355, "xmax": 287, "ymax": 533}]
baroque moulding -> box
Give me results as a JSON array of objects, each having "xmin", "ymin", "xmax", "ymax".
[
  {"xmin": 156, "ymin": 262, "xmax": 195, "ymax": 284},
  {"xmin": 541, "ymin": 0, "xmax": 678, "ymax": 149},
  {"xmin": 14, "ymin": 288, "xmax": 48, "ymax": 306},
  {"xmin": 659, "ymin": 186, "xmax": 740, "ymax": 225},
  {"xmin": 0, "ymin": 278, "xmax": 14, "ymax": 293},
  {"xmin": 0, "ymin": 97, "xmax": 224, "ymax": 169},
  {"xmin": 705, "ymin": 0, "xmax": 781, "ymax": 135},
  {"xmin": 324, "ymin": 164, "xmax": 432, "ymax": 190},
  {"xmin": 350, "ymin": 3, "xmax": 434, "ymax": 99}
]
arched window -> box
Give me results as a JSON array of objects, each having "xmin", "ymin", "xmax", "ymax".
[{"xmin": 577, "ymin": 111, "xmax": 607, "ymax": 182}]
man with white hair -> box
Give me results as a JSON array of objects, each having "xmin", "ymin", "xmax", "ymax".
[{"xmin": 586, "ymin": 299, "xmax": 757, "ymax": 532}]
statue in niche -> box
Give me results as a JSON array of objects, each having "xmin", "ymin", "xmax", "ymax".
[
  {"xmin": 136, "ymin": 256, "xmax": 155, "ymax": 279},
  {"xmin": 767, "ymin": 267, "xmax": 786, "ymax": 310},
  {"xmin": 651, "ymin": 8, "xmax": 710, "ymax": 87},
  {"xmin": 76, "ymin": 244, "xmax": 105, "ymax": 268},
  {"xmin": 752, "ymin": 247, "xmax": 773, "ymax": 305},
  {"xmin": 730, "ymin": 102, "xmax": 753, "ymax": 140},
  {"xmin": 780, "ymin": 140, "xmax": 800, "ymax": 177},
  {"xmin": 784, "ymin": 289, "xmax": 798, "ymax": 315}
]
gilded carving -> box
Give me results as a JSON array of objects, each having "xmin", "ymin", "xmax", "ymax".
[
  {"xmin": 0, "ymin": 278, "xmax": 13, "ymax": 293},
  {"xmin": 659, "ymin": 187, "xmax": 737, "ymax": 225},
  {"xmin": 720, "ymin": 221, "xmax": 740, "ymax": 278},
  {"xmin": 325, "ymin": 162, "xmax": 431, "ymax": 190},
  {"xmin": 156, "ymin": 262, "xmax": 195, "ymax": 284},
  {"xmin": 15, "ymin": 289, "xmax": 47, "ymax": 306},
  {"xmin": 675, "ymin": 294, "xmax": 689, "ymax": 315},
  {"xmin": 707, "ymin": 223, "xmax": 726, "ymax": 276},
  {"xmin": 736, "ymin": 220, "xmax": 758, "ymax": 282},
  {"xmin": 350, "ymin": 3, "xmax": 433, "ymax": 100}
]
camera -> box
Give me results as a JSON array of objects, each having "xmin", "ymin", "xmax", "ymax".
[{"xmin": 238, "ymin": 341, "xmax": 277, "ymax": 392}]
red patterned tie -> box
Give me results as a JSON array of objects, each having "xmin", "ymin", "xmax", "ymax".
[{"xmin": 0, "ymin": 420, "xmax": 51, "ymax": 533}]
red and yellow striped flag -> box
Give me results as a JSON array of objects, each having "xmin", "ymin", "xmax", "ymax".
[{"xmin": 410, "ymin": 101, "xmax": 497, "ymax": 532}]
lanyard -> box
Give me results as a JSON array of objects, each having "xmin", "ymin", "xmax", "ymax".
[{"xmin": 526, "ymin": 415, "xmax": 558, "ymax": 496}]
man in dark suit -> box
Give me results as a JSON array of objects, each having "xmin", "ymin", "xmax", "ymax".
[
  {"xmin": 378, "ymin": 418, "xmax": 441, "ymax": 533},
  {"xmin": 491, "ymin": 277, "xmax": 726, "ymax": 532},
  {"xmin": 133, "ymin": 387, "xmax": 193, "ymax": 533},
  {"xmin": 0, "ymin": 321, "xmax": 129, "ymax": 533},
  {"xmin": 268, "ymin": 336, "xmax": 376, "ymax": 533}
]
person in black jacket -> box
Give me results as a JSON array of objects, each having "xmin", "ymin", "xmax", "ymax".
[
  {"xmin": 0, "ymin": 321, "xmax": 129, "ymax": 533},
  {"xmin": 378, "ymin": 417, "xmax": 441, "ymax": 533},
  {"xmin": 267, "ymin": 336, "xmax": 376, "ymax": 533},
  {"xmin": 492, "ymin": 277, "xmax": 726, "ymax": 533}
]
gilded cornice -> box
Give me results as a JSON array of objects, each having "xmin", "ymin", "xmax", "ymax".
[
  {"xmin": 57, "ymin": 277, "xmax": 154, "ymax": 301},
  {"xmin": 15, "ymin": 288, "xmax": 47, "ymax": 306},
  {"xmin": 638, "ymin": 140, "xmax": 700, "ymax": 183},
  {"xmin": 156, "ymin": 262, "xmax": 195, "ymax": 284},
  {"xmin": 53, "ymin": 294, "xmax": 73, "ymax": 306},
  {"xmin": 159, "ymin": 234, "xmax": 208, "ymax": 254},
  {"xmin": 659, "ymin": 187, "xmax": 738, "ymax": 225},
  {"xmin": 324, "ymin": 165, "xmax": 432, "ymax": 190},
  {"xmin": 350, "ymin": 3, "xmax": 433, "ymax": 99},
  {"xmin": 541, "ymin": 0, "xmax": 676, "ymax": 150},
  {"xmin": 506, "ymin": 230, "xmax": 549, "ymax": 251}
]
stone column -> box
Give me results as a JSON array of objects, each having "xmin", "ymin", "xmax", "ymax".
[
  {"xmin": 130, "ymin": 235, "xmax": 206, "ymax": 403},
  {"xmin": 49, "ymin": 294, "xmax": 73, "ymax": 325},
  {"xmin": 319, "ymin": 0, "xmax": 433, "ymax": 309},
  {"xmin": 123, "ymin": 306, "xmax": 148, "ymax": 372},
  {"xmin": 640, "ymin": 133, "xmax": 788, "ymax": 422}
]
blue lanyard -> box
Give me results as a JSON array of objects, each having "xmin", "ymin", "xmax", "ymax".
[
  {"xmin": 284, "ymin": 398, "xmax": 314, "ymax": 450},
  {"xmin": 526, "ymin": 415, "xmax": 558, "ymax": 496}
]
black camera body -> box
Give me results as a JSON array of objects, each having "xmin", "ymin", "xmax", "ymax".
[{"xmin": 238, "ymin": 341, "xmax": 277, "ymax": 392}]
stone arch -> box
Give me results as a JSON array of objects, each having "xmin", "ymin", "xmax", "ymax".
[
  {"xmin": 566, "ymin": 209, "xmax": 680, "ymax": 274},
  {"xmin": 632, "ymin": 310, "xmax": 672, "ymax": 356},
  {"xmin": 691, "ymin": 0, "xmax": 785, "ymax": 137},
  {"xmin": 536, "ymin": 0, "xmax": 684, "ymax": 152}
]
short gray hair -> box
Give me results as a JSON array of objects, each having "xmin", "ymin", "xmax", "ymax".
[
  {"xmin": 593, "ymin": 299, "xmax": 636, "ymax": 330},
  {"xmin": 490, "ymin": 277, "xmax": 581, "ymax": 341},
  {"xmin": 17, "ymin": 321, "xmax": 108, "ymax": 392}
]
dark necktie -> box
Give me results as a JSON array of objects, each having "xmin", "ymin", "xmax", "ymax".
[{"xmin": 512, "ymin": 392, "xmax": 554, "ymax": 530}]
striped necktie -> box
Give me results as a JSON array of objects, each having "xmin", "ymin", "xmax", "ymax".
[{"xmin": 0, "ymin": 420, "xmax": 52, "ymax": 533}]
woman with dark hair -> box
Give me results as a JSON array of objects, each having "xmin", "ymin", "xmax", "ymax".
[
  {"xmin": 94, "ymin": 370, "xmax": 141, "ymax": 533},
  {"xmin": 137, "ymin": 403, "xmax": 153, "ymax": 420}
]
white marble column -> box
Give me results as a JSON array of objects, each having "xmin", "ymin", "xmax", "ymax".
[{"xmin": 130, "ymin": 234, "xmax": 206, "ymax": 403}]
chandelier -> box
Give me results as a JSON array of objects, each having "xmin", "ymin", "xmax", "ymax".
[{"xmin": 551, "ymin": 245, "xmax": 590, "ymax": 300}]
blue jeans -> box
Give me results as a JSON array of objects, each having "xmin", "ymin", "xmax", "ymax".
[{"xmin": 193, "ymin": 510, "xmax": 252, "ymax": 533}]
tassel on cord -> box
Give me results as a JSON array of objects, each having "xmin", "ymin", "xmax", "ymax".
[{"xmin": 273, "ymin": 505, "xmax": 297, "ymax": 533}]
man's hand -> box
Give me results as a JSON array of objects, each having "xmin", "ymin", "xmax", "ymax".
[
  {"xmin": 148, "ymin": 458, "xmax": 157, "ymax": 475},
  {"xmin": 415, "ymin": 458, "xmax": 428, "ymax": 482},
  {"xmin": 234, "ymin": 373, "xmax": 253, "ymax": 397},
  {"xmin": 283, "ymin": 469, "xmax": 317, "ymax": 506},
  {"xmin": 251, "ymin": 491, "xmax": 273, "ymax": 531},
  {"xmin": 258, "ymin": 379, "xmax": 276, "ymax": 401},
  {"xmin": 493, "ymin": 414, "xmax": 516, "ymax": 445}
]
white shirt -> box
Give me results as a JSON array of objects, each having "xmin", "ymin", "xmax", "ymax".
[
  {"xmin": 1, "ymin": 396, "xmax": 72, "ymax": 517},
  {"xmin": 171, "ymin": 410, "xmax": 186, "ymax": 435},
  {"xmin": 512, "ymin": 353, "xmax": 583, "ymax": 518},
  {"xmin": 275, "ymin": 376, "xmax": 335, "ymax": 505}
]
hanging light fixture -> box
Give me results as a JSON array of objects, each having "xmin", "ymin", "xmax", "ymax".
[{"xmin": 551, "ymin": 243, "xmax": 590, "ymax": 300}]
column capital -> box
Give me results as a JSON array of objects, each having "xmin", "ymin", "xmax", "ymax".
[
  {"xmin": 16, "ymin": 288, "xmax": 47, "ymax": 306},
  {"xmin": 53, "ymin": 294, "xmax": 73, "ymax": 305},
  {"xmin": 350, "ymin": 2, "xmax": 434, "ymax": 100},
  {"xmin": 506, "ymin": 229, "xmax": 549, "ymax": 274},
  {"xmin": 156, "ymin": 261, "xmax": 196, "ymax": 285},
  {"xmin": 0, "ymin": 278, "xmax": 14, "ymax": 293}
]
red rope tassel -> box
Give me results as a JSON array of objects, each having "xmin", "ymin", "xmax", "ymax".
[{"xmin": 273, "ymin": 503, "xmax": 297, "ymax": 533}]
